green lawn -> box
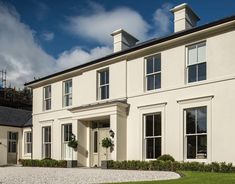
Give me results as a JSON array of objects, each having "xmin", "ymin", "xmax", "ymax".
[{"xmin": 109, "ymin": 171, "xmax": 235, "ymax": 184}]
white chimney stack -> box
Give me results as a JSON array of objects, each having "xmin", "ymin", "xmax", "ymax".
[
  {"xmin": 170, "ymin": 3, "xmax": 200, "ymax": 33},
  {"xmin": 111, "ymin": 29, "xmax": 139, "ymax": 53}
]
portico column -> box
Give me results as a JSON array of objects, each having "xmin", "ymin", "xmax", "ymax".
[
  {"xmin": 110, "ymin": 114, "xmax": 118, "ymax": 161},
  {"xmin": 110, "ymin": 112, "xmax": 127, "ymax": 161}
]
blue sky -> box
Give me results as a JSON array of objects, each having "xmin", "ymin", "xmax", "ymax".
[{"xmin": 1, "ymin": 0, "xmax": 235, "ymax": 87}]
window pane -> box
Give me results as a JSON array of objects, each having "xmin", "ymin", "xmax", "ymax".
[
  {"xmin": 100, "ymin": 71, "xmax": 106, "ymax": 85},
  {"xmin": 44, "ymin": 127, "xmax": 51, "ymax": 143},
  {"xmin": 198, "ymin": 63, "xmax": 206, "ymax": 81},
  {"xmin": 154, "ymin": 55, "xmax": 161, "ymax": 72},
  {"xmin": 154, "ymin": 73, "xmax": 161, "ymax": 89},
  {"xmin": 145, "ymin": 115, "xmax": 153, "ymax": 137},
  {"xmin": 186, "ymin": 109, "xmax": 196, "ymax": 134},
  {"xmin": 146, "ymin": 138, "xmax": 154, "ymax": 159},
  {"xmin": 188, "ymin": 65, "xmax": 197, "ymax": 83},
  {"xmin": 146, "ymin": 57, "xmax": 154, "ymax": 74},
  {"xmin": 45, "ymin": 86, "xmax": 51, "ymax": 99},
  {"xmin": 147, "ymin": 75, "xmax": 154, "ymax": 90},
  {"xmin": 94, "ymin": 131, "xmax": 98, "ymax": 153},
  {"xmin": 198, "ymin": 43, "xmax": 206, "ymax": 63},
  {"xmin": 154, "ymin": 114, "xmax": 161, "ymax": 136},
  {"xmin": 12, "ymin": 142, "xmax": 16, "ymax": 152},
  {"xmin": 155, "ymin": 138, "xmax": 161, "ymax": 158},
  {"xmin": 188, "ymin": 45, "xmax": 197, "ymax": 65},
  {"xmin": 64, "ymin": 125, "xmax": 68, "ymax": 142},
  {"xmin": 44, "ymin": 144, "xmax": 51, "ymax": 158},
  {"xmin": 101, "ymin": 86, "xmax": 108, "ymax": 100},
  {"xmin": 65, "ymin": 80, "xmax": 72, "ymax": 94},
  {"xmin": 106, "ymin": 70, "xmax": 109, "ymax": 84},
  {"xmin": 45, "ymin": 99, "xmax": 51, "ymax": 110},
  {"xmin": 106, "ymin": 85, "xmax": 109, "ymax": 99},
  {"xmin": 68, "ymin": 124, "xmax": 72, "ymax": 141},
  {"xmin": 27, "ymin": 144, "xmax": 32, "ymax": 153},
  {"xmin": 197, "ymin": 135, "xmax": 207, "ymax": 158},
  {"xmin": 197, "ymin": 107, "xmax": 207, "ymax": 133},
  {"xmin": 187, "ymin": 135, "xmax": 196, "ymax": 159}
]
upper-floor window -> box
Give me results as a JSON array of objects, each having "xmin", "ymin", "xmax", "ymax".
[
  {"xmin": 63, "ymin": 79, "xmax": 72, "ymax": 107},
  {"xmin": 187, "ymin": 42, "xmax": 206, "ymax": 83},
  {"xmin": 145, "ymin": 54, "xmax": 161, "ymax": 91},
  {"xmin": 43, "ymin": 85, "xmax": 51, "ymax": 111},
  {"xmin": 98, "ymin": 69, "xmax": 109, "ymax": 100}
]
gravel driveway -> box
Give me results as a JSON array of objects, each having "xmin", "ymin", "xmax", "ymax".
[{"xmin": 0, "ymin": 167, "xmax": 180, "ymax": 184}]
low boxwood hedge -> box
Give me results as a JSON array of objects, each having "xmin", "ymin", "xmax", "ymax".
[
  {"xmin": 106, "ymin": 160, "xmax": 235, "ymax": 173},
  {"xmin": 20, "ymin": 158, "xmax": 67, "ymax": 168}
]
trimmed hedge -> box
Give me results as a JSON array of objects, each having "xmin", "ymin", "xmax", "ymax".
[
  {"xmin": 106, "ymin": 160, "xmax": 235, "ymax": 173},
  {"xmin": 20, "ymin": 158, "xmax": 67, "ymax": 168},
  {"xmin": 157, "ymin": 154, "xmax": 175, "ymax": 162}
]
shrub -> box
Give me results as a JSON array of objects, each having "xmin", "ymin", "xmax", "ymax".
[
  {"xmin": 220, "ymin": 162, "xmax": 233, "ymax": 173},
  {"xmin": 106, "ymin": 160, "xmax": 235, "ymax": 173},
  {"xmin": 211, "ymin": 162, "xmax": 220, "ymax": 172},
  {"xmin": 157, "ymin": 154, "xmax": 175, "ymax": 162},
  {"xmin": 20, "ymin": 159, "xmax": 67, "ymax": 168}
]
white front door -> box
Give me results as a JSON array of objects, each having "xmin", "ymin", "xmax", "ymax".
[{"xmin": 91, "ymin": 128, "xmax": 110, "ymax": 167}]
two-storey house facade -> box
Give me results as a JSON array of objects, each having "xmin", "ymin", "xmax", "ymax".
[{"xmin": 25, "ymin": 3, "xmax": 235, "ymax": 167}]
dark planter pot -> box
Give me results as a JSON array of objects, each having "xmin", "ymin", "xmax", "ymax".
[
  {"xmin": 66, "ymin": 160, "xmax": 77, "ymax": 168},
  {"xmin": 101, "ymin": 160, "xmax": 111, "ymax": 169}
]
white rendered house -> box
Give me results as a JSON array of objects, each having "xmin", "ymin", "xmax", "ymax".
[{"xmin": 25, "ymin": 3, "xmax": 235, "ymax": 167}]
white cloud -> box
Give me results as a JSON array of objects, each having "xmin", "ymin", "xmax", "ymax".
[
  {"xmin": 66, "ymin": 6, "xmax": 150, "ymax": 45},
  {"xmin": 152, "ymin": 3, "xmax": 173, "ymax": 36},
  {"xmin": 41, "ymin": 31, "xmax": 54, "ymax": 41},
  {"xmin": 0, "ymin": 2, "xmax": 56, "ymax": 87},
  {"xmin": 66, "ymin": 2, "xmax": 173, "ymax": 44},
  {"xmin": 0, "ymin": 2, "xmax": 111, "ymax": 87},
  {"xmin": 0, "ymin": 2, "xmax": 173, "ymax": 88},
  {"xmin": 57, "ymin": 46, "xmax": 112, "ymax": 70}
]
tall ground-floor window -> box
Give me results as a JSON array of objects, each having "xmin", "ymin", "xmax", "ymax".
[
  {"xmin": 24, "ymin": 132, "xmax": 32, "ymax": 154},
  {"xmin": 42, "ymin": 126, "xmax": 51, "ymax": 158},
  {"xmin": 144, "ymin": 113, "xmax": 161, "ymax": 159},
  {"xmin": 185, "ymin": 106, "xmax": 207, "ymax": 159},
  {"xmin": 62, "ymin": 124, "xmax": 73, "ymax": 160}
]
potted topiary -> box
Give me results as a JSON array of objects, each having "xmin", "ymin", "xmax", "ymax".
[
  {"xmin": 101, "ymin": 130, "xmax": 114, "ymax": 169},
  {"xmin": 67, "ymin": 133, "xmax": 78, "ymax": 168}
]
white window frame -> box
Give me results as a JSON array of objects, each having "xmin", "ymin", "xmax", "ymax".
[
  {"xmin": 24, "ymin": 131, "xmax": 32, "ymax": 154},
  {"xmin": 43, "ymin": 85, "xmax": 51, "ymax": 111},
  {"xmin": 144, "ymin": 113, "xmax": 162, "ymax": 160},
  {"xmin": 42, "ymin": 126, "xmax": 51, "ymax": 159},
  {"xmin": 97, "ymin": 69, "xmax": 109, "ymax": 100},
  {"xmin": 145, "ymin": 54, "xmax": 161, "ymax": 91},
  {"xmin": 63, "ymin": 79, "xmax": 72, "ymax": 107},
  {"xmin": 178, "ymin": 96, "xmax": 212, "ymax": 163},
  {"xmin": 184, "ymin": 106, "xmax": 207, "ymax": 160},
  {"xmin": 62, "ymin": 124, "xmax": 73, "ymax": 160},
  {"xmin": 186, "ymin": 41, "xmax": 206, "ymax": 83}
]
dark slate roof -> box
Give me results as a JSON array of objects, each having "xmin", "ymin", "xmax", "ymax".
[
  {"xmin": 25, "ymin": 14, "xmax": 235, "ymax": 86},
  {"xmin": 0, "ymin": 106, "xmax": 32, "ymax": 127}
]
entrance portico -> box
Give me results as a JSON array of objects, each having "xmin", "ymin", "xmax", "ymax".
[{"xmin": 69, "ymin": 100, "xmax": 129, "ymax": 167}]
